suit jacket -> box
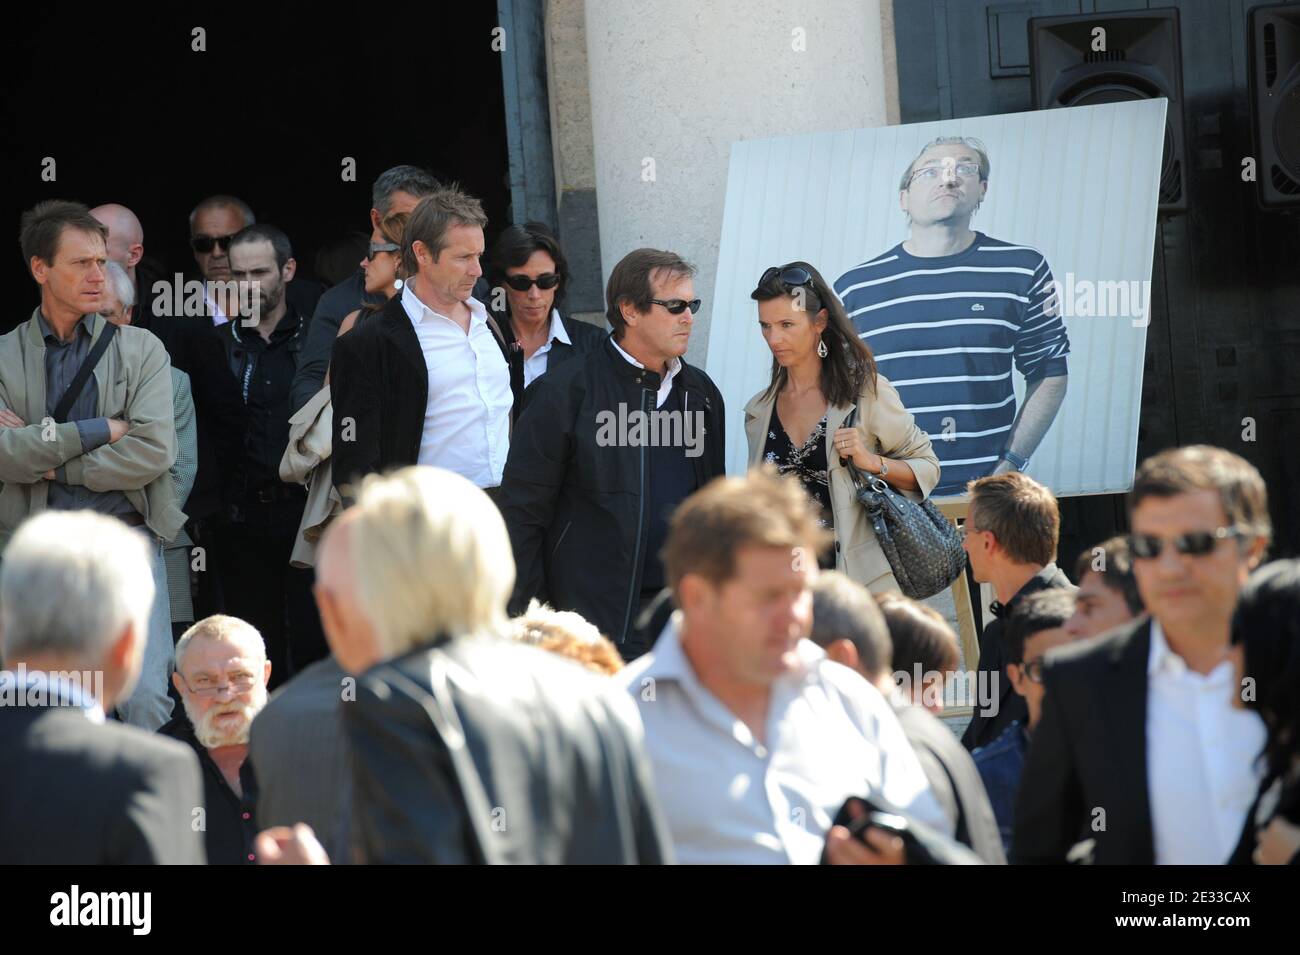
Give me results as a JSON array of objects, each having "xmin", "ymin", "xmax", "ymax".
[
  {"xmin": 0, "ymin": 698, "xmax": 205, "ymax": 864},
  {"xmin": 248, "ymin": 656, "xmax": 350, "ymax": 860},
  {"xmin": 343, "ymin": 635, "xmax": 674, "ymax": 864},
  {"xmin": 1012, "ymin": 617, "xmax": 1156, "ymax": 864},
  {"xmin": 894, "ymin": 702, "xmax": 1006, "ymax": 864},
  {"xmin": 329, "ymin": 292, "xmax": 510, "ymax": 501},
  {"xmin": 743, "ymin": 374, "xmax": 940, "ymax": 591},
  {"xmin": 961, "ymin": 563, "xmax": 1074, "ymax": 751}
]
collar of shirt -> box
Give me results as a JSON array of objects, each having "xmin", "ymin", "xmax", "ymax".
[
  {"xmin": 545, "ymin": 308, "xmax": 572, "ymax": 347},
  {"xmin": 401, "ymin": 281, "xmax": 489, "ymax": 330},
  {"xmin": 35, "ymin": 311, "xmax": 94, "ymax": 344},
  {"xmin": 0, "ymin": 668, "xmax": 105, "ymax": 723},
  {"xmin": 1146, "ymin": 618, "xmax": 1232, "ymax": 683},
  {"xmin": 610, "ymin": 337, "xmax": 683, "ymax": 408},
  {"xmin": 644, "ymin": 610, "xmax": 822, "ymax": 690}
]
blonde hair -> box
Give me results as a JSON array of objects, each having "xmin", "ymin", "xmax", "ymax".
[
  {"xmin": 175, "ymin": 614, "xmax": 266, "ymax": 672},
  {"xmin": 511, "ymin": 599, "xmax": 623, "ymax": 675},
  {"xmin": 350, "ymin": 466, "xmax": 514, "ymax": 657}
]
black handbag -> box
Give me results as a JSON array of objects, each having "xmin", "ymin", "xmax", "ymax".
[{"xmin": 839, "ymin": 406, "xmax": 966, "ymax": 600}]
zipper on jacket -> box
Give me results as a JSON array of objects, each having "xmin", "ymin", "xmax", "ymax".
[{"xmin": 618, "ymin": 385, "xmax": 652, "ymax": 645}]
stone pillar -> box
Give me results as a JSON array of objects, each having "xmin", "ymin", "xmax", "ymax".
[{"xmin": 582, "ymin": 0, "xmax": 895, "ymax": 362}]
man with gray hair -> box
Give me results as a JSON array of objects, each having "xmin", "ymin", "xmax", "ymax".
[
  {"xmin": 161, "ymin": 614, "xmax": 271, "ymax": 865},
  {"xmin": 0, "ymin": 511, "xmax": 205, "ymax": 864},
  {"xmin": 290, "ymin": 165, "xmax": 444, "ymax": 412},
  {"xmin": 331, "ymin": 186, "xmax": 514, "ymax": 501},
  {"xmin": 833, "ymin": 136, "xmax": 1070, "ymax": 495},
  {"xmin": 189, "ymin": 194, "xmax": 256, "ymax": 325},
  {"xmin": 255, "ymin": 465, "xmax": 672, "ymax": 864}
]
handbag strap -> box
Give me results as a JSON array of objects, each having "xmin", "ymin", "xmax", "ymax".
[{"xmin": 52, "ymin": 321, "xmax": 116, "ymax": 424}]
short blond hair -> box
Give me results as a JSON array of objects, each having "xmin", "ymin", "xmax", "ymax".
[
  {"xmin": 512, "ymin": 600, "xmax": 623, "ymax": 676},
  {"xmin": 350, "ymin": 466, "xmax": 514, "ymax": 658},
  {"xmin": 175, "ymin": 614, "xmax": 266, "ymax": 672}
]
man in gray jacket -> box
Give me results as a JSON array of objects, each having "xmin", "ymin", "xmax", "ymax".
[{"xmin": 0, "ymin": 200, "xmax": 181, "ymax": 730}]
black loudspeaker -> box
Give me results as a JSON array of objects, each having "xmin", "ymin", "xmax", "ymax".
[
  {"xmin": 1248, "ymin": 3, "xmax": 1300, "ymax": 208},
  {"xmin": 1028, "ymin": 8, "xmax": 1187, "ymax": 215}
]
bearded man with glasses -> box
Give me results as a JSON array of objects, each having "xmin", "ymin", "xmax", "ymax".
[
  {"xmin": 499, "ymin": 248, "xmax": 727, "ymax": 661},
  {"xmin": 1014, "ymin": 445, "xmax": 1272, "ymax": 864},
  {"xmin": 161, "ymin": 614, "xmax": 273, "ymax": 865},
  {"xmin": 833, "ymin": 136, "xmax": 1070, "ymax": 496}
]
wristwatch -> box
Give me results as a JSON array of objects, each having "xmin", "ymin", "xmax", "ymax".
[
  {"xmin": 1000, "ymin": 449, "xmax": 1030, "ymax": 472},
  {"xmin": 874, "ymin": 456, "xmax": 890, "ymax": 476}
]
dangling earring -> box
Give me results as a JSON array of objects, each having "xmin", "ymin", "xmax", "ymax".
[
  {"xmin": 393, "ymin": 277, "xmax": 404, "ymax": 290},
  {"xmin": 817, "ymin": 336, "xmax": 828, "ymax": 359}
]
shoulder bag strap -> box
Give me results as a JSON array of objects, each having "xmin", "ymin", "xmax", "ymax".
[{"xmin": 53, "ymin": 321, "xmax": 117, "ymax": 424}]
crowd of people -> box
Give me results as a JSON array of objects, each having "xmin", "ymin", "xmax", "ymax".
[{"xmin": 0, "ymin": 149, "xmax": 1297, "ymax": 865}]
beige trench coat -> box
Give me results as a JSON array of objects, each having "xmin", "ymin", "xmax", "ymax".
[{"xmin": 743, "ymin": 373, "xmax": 940, "ymax": 591}]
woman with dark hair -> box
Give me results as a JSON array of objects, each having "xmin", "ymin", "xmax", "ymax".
[
  {"xmin": 332, "ymin": 210, "xmax": 410, "ymax": 346},
  {"xmin": 744, "ymin": 262, "xmax": 940, "ymax": 585},
  {"xmin": 1228, "ymin": 558, "xmax": 1300, "ymax": 865},
  {"xmin": 488, "ymin": 221, "xmax": 604, "ymax": 410}
]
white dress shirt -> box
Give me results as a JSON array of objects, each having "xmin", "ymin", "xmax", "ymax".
[
  {"xmin": 521, "ymin": 308, "xmax": 572, "ymax": 389},
  {"xmin": 618, "ymin": 613, "xmax": 945, "ymax": 864},
  {"xmin": 401, "ymin": 283, "xmax": 513, "ymax": 488},
  {"xmin": 610, "ymin": 337, "xmax": 681, "ymax": 409},
  {"xmin": 1145, "ymin": 619, "xmax": 1266, "ymax": 864},
  {"xmin": 206, "ymin": 286, "xmax": 230, "ymax": 326}
]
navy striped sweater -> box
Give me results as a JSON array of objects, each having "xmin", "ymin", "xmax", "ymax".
[{"xmin": 834, "ymin": 233, "xmax": 1069, "ymax": 495}]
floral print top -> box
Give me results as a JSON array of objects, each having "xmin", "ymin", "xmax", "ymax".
[{"xmin": 763, "ymin": 408, "xmax": 836, "ymax": 569}]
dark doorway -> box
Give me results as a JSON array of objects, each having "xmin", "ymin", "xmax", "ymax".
[{"xmin": 0, "ymin": 6, "xmax": 511, "ymax": 332}]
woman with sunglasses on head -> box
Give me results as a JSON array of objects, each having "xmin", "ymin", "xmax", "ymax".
[
  {"xmin": 488, "ymin": 221, "xmax": 605, "ymax": 413},
  {"xmin": 1228, "ymin": 558, "xmax": 1300, "ymax": 865},
  {"xmin": 329, "ymin": 210, "xmax": 411, "ymax": 350},
  {"xmin": 744, "ymin": 262, "xmax": 940, "ymax": 586}
]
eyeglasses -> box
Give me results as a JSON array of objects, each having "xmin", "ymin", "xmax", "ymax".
[
  {"xmin": 907, "ymin": 162, "xmax": 982, "ymax": 187},
  {"xmin": 180, "ymin": 673, "xmax": 257, "ymax": 698},
  {"xmin": 1021, "ymin": 658, "xmax": 1047, "ymax": 684},
  {"xmin": 650, "ymin": 298, "xmax": 701, "ymax": 315},
  {"xmin": 367, "ymin": 242, "xmax": 400, "ymax": 258},
  {"xmin": 1128, "ymin": 526, "xmax": 1248, "ymax": 560},
  {"xmin": 503, "ymin": 272, "xmax": 561, "ymax": 292},
  {"xmin": 190, "ymin": 234, "xmax": 236, "ymax": 254}
]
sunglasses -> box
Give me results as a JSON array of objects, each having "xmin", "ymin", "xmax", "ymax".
[
  {"xmin": 650, "ymin": 297, "xmax": 701, "ymax": 315},
  {"xmin": 190, "ymin": 233, "xmax": 236, "ymax": 254},
  {"xmin": 759, "ymin": 264, "xmax": 816, "ymax": 292},
  {"xmin": 1128, "ymin": 526, "xmax": 1247, "ymax": 560},
  {"xmin": 503, "ymin": 272, "xmax": 561, "ymax": 292},
  {"xmin": 367, "ymin": 242, "xmax": 400, "ymax": 258}
]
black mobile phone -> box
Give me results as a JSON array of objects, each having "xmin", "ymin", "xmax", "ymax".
[{"xmin": 847, "ymin": 810, "xmax": 909, "ymax": 844}]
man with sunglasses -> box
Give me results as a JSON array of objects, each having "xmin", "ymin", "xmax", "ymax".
[
  {"xmin": 971, "ymin": 588, "xmax": 1080, "ymax": 857},
  {"xmin": 833, "ymin": 136, "xmax": 1069, "ymax": 496},
  {"xmin": 189, "ymin": 195, "xmax": 256, "ymax": 326},
  {"xmin": 499, "ymin": 248, "xmax": 726, "ymax": 661},
  {"xmin": 1014, "ymin": 445, "xmax": 1271, "ymax": 864}
]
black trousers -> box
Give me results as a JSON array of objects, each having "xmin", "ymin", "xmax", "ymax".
[{"xmin": 214, "ymin": 491, "xmax": 327, "ymax": 690}]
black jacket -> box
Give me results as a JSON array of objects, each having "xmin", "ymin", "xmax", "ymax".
[
  {"xmin": 499, "ymin": 339, "xmax": 726, "ymax": 647},
  {"xmin": 894, "ymin": 703, "xmax": 1006, "ymax": 864},
  {"xmin": 0, "ymin": 701, "xmax": 205, "ymax": 864},
  {"xmin": 342, "ymin": 636, "xmax": 673, "ymax": 864},
  {"xmin": 133, "ymin": 299, "xmax": 247, "ymax": 522},
  {"xmin": 1012, "ymin": 616, "xmax": 1156, "ymax": 864},
  {"xmin": 961, "ymin": 563, "xmax": 1074, "ymax": 751},
  {"xmin": 330, "ymin": 292, "xmax": 512, "ymax": 501}
]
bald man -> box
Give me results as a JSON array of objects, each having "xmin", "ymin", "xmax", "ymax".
[
  {"xmin": 89, "ymin": 204, "xmax": 144, "ymax": 284},
  {"xmin": 92, "ymin": 202, "xmax": 248, "ymax": 619}
]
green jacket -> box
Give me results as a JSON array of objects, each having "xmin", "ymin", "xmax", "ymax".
[{"xmin": 0, "ymin": 309, "xmax": 182, "ymax": 552}]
